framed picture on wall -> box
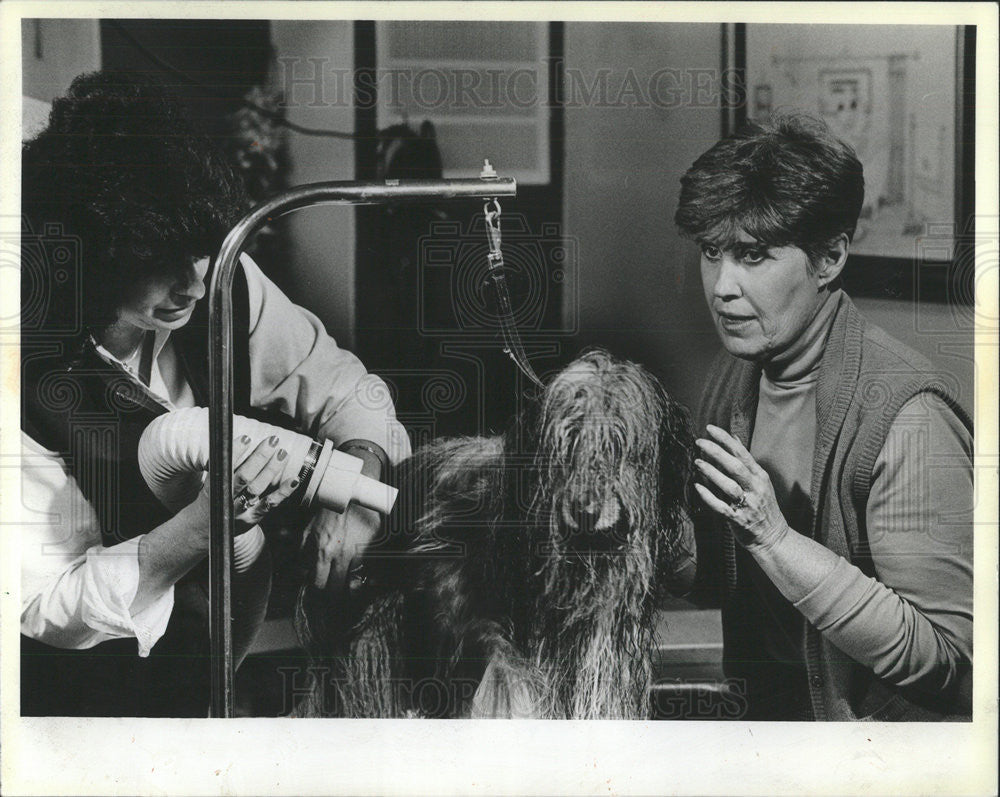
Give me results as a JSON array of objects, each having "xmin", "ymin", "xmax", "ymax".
[{"xmin": 726, "ymin": 23, "xmax": 975, "ymax": 304}]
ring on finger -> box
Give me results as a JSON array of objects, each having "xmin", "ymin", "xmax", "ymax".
[
  {"xmin": 235, "ymin": 490, "xmax": 260, "ymax": 513},
  {"xmin": 730, "ymin": 490, "xmax": 749, "ymax": 510}
]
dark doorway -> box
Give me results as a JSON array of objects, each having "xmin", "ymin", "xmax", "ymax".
[{"xmin": 353, "ymin": 21, "xmax": 567, "ymax": 444}]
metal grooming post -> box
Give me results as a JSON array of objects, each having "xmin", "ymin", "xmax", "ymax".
[{"xmin": 207, "ymin": 176, "xmax": 517, "ymax": 717}]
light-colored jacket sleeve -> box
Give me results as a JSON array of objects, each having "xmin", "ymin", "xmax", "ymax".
[
  {"xmin": 19, "ymin": 432, "xmax": 174, "ymax": 656},
  {"xmin": 242, "ymin": 253, "xmax": 411, "ymax": 464}
]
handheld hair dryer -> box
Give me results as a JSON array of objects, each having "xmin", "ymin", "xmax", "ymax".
[{"xmin": 138, "ymin": 407, "xmax": 398, "ymax": 570}]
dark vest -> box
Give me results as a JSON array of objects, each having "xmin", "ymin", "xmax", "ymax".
[
  {"xmin": 697, "ymin": 293, "xmax": 973, "ymax": 721},
  {"xmin": 20, "ymin": 270, "xmax": 266, "ymax": 717}
]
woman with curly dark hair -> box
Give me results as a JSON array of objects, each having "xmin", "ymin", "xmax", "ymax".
[{"xmin": 19, "ymin": 71, "xmax": 410, "ymax": 716}]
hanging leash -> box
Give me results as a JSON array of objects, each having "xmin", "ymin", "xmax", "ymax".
[{"xmin": 483, "ymin": 198, "xmax": 546, "ymax": 389}]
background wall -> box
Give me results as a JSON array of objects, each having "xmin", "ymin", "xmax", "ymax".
[
  {"xmin": 270, "ymin": 21, "xmax": 357, "ymax": 345},
  {"xmin": 20, "ymin": 19, "xmax": 974, "ymax": 419},
  {"xmin": 21, "ymin": 19, "xmax": 100, "ymax": 104},
  {"xmin": 562, "ymin": 22, "xmax": 724, "ymax": 412}
]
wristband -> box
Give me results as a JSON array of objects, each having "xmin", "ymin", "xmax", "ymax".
[{"xmin": 337, "ymin": 439, "xmax": 388, "ymax": 475}]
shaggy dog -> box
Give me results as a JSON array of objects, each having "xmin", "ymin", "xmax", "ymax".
[{"xmin": 295, "ymin": 349, "xmax": 693, "ymax": 719}]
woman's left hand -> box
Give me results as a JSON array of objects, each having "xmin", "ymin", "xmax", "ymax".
[
  {"xmin": 305, "ymin": 445, "xmax": 385, "ymax": 593},
  {"xmin": 693, "ymin": 424, "xmax": 790, "ymax": 554},
  {"xmin": 307, "ymin": 504, "xmax": 381, "ymax": 592}
]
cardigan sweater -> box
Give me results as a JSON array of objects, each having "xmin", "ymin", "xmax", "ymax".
[{"xmin": 697, "ymin": 291, "xmax": 973, "ymax": 720}]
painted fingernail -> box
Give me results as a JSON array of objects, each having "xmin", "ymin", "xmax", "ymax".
[
  {"xmin": 239, "ymin": 434, "xmax": 251, "ymax": 444},
  {"xmin": 277, "ymin": 448, "xmax": 287, "ymax": 461},
  {"xmin": 289, "ymin": 479, "xmax": 299, "ymax": 489},
  {"xmin": 268, "ymin": 435, "xmax": 278, "ymax": 446}
]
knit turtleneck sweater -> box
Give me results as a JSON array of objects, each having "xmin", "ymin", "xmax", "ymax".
[
  {"xmin": 731, "ymin": 290, "xmax": 973, "ymax": 719},
  {"xmin": 724, "ymin": 292, "xmax": 836, "ymax": 716},
  {"xmin": 746, "ymin": 291, "xmax": 838, "ymax": 669}
]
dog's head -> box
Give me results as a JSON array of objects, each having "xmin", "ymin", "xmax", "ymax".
[
  {"xmin": 357, "ymin": 349, "xmax": 691, "ymax": 609},
  {"xmin": 515, "ymin": 349, "xmax": 692, "ymax": 564}
]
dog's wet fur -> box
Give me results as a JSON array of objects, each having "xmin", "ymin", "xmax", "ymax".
[{"xmin": 295, "ymin": 349, "xmax": 693, "ymax": 719}]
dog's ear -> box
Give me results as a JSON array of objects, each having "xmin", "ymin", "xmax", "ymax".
[
  {"xmin": 658, "ymin": 394, "xmax": 696, "ymax": 517},
  {"xmin": 387, "ymin": 436, "xmax": 505, "ymax": 543}
]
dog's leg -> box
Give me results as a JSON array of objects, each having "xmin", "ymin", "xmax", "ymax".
[{"xmin": 467, "ymin": 632, "xmax": 544, "ymax": 718}]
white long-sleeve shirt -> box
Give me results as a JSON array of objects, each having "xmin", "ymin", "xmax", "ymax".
[{"xmin": 21, "ymin": 254, "xmax": 411, "ymax": 654}]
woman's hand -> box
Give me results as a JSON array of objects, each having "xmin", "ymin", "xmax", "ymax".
[
  {"xmin": 306, "ymin": 505, "xmax": 381, "ymax": 592},
  {"xmin": 693, "ymin": 424, "xmax": 790, "ymax": 554},
  {"xmin": 196, "ymin": 435, "xmax": 300, "ymax": 533},
  {"xmin": 135, "ymin": 436, "xmax": 299, "ymax": 612},
  {"xmin": 305, "ymin": 448, "xmax": 384, "ymax": 594}
]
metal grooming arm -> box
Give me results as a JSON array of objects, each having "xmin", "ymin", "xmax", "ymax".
[{"xmin": 207, "ymin": 176, "xmax": 516, "ymax": 717}]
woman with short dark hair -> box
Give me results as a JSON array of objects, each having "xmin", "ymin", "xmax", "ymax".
[
  {"xmin": 20, "ymin": 71, "xmax": 410, "ymax": 716},
  {"xmin": 678, "ymin": 116, "xmax": 973, "ymax": 720}
]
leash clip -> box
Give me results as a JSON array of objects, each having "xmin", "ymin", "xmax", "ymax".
[
  {"xmin": 482, "ymin": 198, "xmax": 545, "ymax": 389},
  {"xmin": 484, "ymin": 199, "xmax": 503, "ymax": 264}
]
